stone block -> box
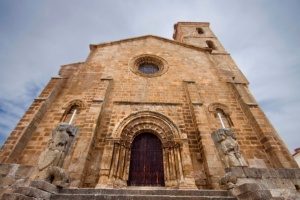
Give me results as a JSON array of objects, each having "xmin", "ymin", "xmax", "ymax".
[
  {"xmin": 225, "ymin": 167, "xmax": 246, "ymax": 178},
  {"xmin": 16, "ymin": 187, "xmax": 51, "ymax": 199},
  {"xmin": 293, "ymin": 169, "xmax": 300, "ymax": 179},
  {"xmin": 0, "ymin": 175, "xmax": 15, "ymax": 187},
  {"xmin": 15, "ymin": 166, "xmax": 33, "ymax": 179},
  {"xmin": 238, "ymin": 190, "xmax": 272, "ymax": 200},
  {"xmin": 261, "ymin": 168, "xmax": 279, "ymax": 178},
  {"xmin": 0, "ymin": 163, "xmax": 11, "ymax": 175},
  {"xmin": 272, "ymin": 179, "xmax": 295, "ymax": 189},
  {"xmin": 276, "ymin": 169, "xmax": 294, "ymax": 179},
  {"xmin": 30, "ymin": 180, "xmax": 59, "ymax": 193},
  {"xmin": 1, "ymin": 193, "xmax": 36, "ymax": 200},
  {"xmin": 0, "ymin": 188, "xmax": 15, "ymax": 199},
  {"xmin": 231, "ymin": 183, "xmax": 260, "ymax": 196},
  {"xmin": 243, "ymin": 168, "xmax": 262, "ymax": 178}
]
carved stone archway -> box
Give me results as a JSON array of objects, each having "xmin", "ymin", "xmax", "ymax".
[{"xmin": 96, "ymin": 111, "xmax": 196, "ymax": 189}]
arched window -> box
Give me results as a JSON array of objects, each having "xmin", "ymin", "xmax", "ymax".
[
  {"xmin": 62, "ymin": 105, "xmax": 79, "ymax": 125},
  {"xmin": 215, "ymin": 108, "xmax": 233, "ymax": 128},
  {"xmin": 206, "ymin": 40, "xmax": 217, "ymax": 50},
  {"xmin": 196, "ymin": 27, "xmax": 204, "ymax": 34}
]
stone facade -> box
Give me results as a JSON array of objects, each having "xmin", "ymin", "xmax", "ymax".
[{"xmin": 0, "ymin": 22, "xmax": 299, "ymax": 199}]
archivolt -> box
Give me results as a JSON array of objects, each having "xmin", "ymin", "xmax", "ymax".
[
  {"xmin": 208, "ymin": 102, "xmax": 231, "ymax": 115},
  {"xmin": 112, "ymin": 111, "xmax": 182, "ymax": 144},
  {"xmin": 62, "ymin": 99, "xmax": 87, "ymax": 110}
]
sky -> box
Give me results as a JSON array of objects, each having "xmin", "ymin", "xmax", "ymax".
[{"xmin": 0, "ymin": 0, "xmax": 299, "ymax": 153}]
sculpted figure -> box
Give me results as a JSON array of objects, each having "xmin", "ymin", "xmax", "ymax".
[
  {"xmin": 219, "ymin": 129, "xmax": 247, "ymax": 168},
  {"xmin": 34, "ymin": 123, "xmax": 75, "ymax": 187}
]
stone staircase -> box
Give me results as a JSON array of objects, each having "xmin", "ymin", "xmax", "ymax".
[{"xmin": 51, "ymin": 187, "xmax": 237, "ymax": 200}]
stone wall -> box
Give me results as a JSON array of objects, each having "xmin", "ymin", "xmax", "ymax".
[
  {"xmin": 227, "ymin": 167, "xmax": 300, "ymax": 199},
  {"xmin": 0, "ymin": 163, "xmax": 33, "ymax": 198}
]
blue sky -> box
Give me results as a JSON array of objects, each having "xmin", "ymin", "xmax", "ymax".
[{"xmin": 0, "ymin": 0, "xmax": 300, "ymax": 153}]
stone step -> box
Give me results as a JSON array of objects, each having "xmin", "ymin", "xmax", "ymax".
[
  {"xmin": 59, "ymin": 188, "xmax": 232, "ymax": 196},
  {"xmin": 51, "ymin": 194, "xmax": 237, "ymax": 200},
  {"xmin": 52, "ymin": 188, "xmax": 237, "ymax": 200}
]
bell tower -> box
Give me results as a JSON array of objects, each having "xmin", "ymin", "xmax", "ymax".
[{"xmin": 173, "ymin": 22, "xmax": 227, "ymax": 54}]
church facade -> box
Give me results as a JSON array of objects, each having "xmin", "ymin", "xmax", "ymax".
[{"xmin": 1, "ymin": 22, "xmax": 300, "ymax": 199}]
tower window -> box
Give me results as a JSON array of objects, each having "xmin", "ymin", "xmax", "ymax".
[
  {"xmin": 206, "ymin": 40, "xmax": 217, "ymax": 50},
  {"xmin": 196, "ymin": 27, "xmax": 204, "ymax": 34}
]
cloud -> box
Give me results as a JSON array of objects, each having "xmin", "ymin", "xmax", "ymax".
[{"xmin": 0, "ymin": 0, "xmax": 299, "ymax": 155}]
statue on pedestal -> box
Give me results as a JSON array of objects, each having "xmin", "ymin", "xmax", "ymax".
[
  {"xmin": 211, "ymin": 128, "xmax": 247, "ymax": 168},
  {"xmin": 34, "ymin": 123, "xmax": 77, "ymax": 188}
]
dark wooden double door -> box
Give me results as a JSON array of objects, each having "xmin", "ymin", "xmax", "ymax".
[{"xmin": 128, "ymin": 133, "xmax": 165, "ymax": 186}]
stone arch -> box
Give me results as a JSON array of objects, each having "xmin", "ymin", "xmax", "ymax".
[
  {"xmin": 112, "ymin": 111, "xmax": 182, "ymax": 143},
  {"xmin": 97, "ymin": 111, "xmax": 196, "ymax": 189},
  {"xmin": 62, "ymin": 99, "xmax": 87, "ymax": 110},
  {"xmin": 61, "ymin": 99, "xmax": 87, "ymax": 123},
  {"xmin": 208, "ymin": 102, "xmax": 233, "ymax": 128},
  {"xmin": 208, "ymin": 102, "xmax": 231, "ymax": 115}
]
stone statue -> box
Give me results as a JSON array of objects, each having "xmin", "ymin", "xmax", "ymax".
[
  {"xmin": 34, "ymin": 123, "xmax": 77, "ymax": 188},
  {"xmin": 211, "ymin": 128, "xmax": 247, "ymax": 168}
]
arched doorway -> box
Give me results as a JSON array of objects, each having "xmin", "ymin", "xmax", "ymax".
[{"xmin": 128, "ymin": 133, "xmax": 165, "ymax": 186}]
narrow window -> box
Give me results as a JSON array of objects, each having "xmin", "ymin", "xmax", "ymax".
[
  {"xmin": 206, "ymin": 40, "xmax": 217, "ymax": 50},
  {"xmin": 216, "ymin": 108, "xmax": 233, "ymax": 128},
  {"xmin": 62, "ymin": 105, "xmax": 79, "ymax": 125}
]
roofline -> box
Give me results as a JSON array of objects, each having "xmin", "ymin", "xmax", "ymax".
[{"xmin": 89, "ymin": 35, "xmax": 212, "ymax": 53}]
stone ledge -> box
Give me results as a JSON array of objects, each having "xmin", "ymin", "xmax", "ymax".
[
  {"xmin": 227, "ymin": 167, "xmax": 300, "ymax": 179},
  {"xmin": 192, "ymin": 102, "xmax": 203, "ymax": 105},
  {"xmin": 237, "ymin": 189, "xmax": 272, "ymax": 200},
  {"xmin": 16, "ymin": 187, "xmax": 52, "ymax": 199},
  {"xmin": 30, "ymin": 180, "xmax": 59, "ymax": 194},
  {"xmin": 231, "ymin": 183, "xmax": 260, "ymax": 196},
  {"xmin": 92, "ymin": 99, "xmax": 103, "ymax": 102}
]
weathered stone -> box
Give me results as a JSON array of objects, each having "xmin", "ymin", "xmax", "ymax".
[
  {"xmin": 243, "ymin": 168, "xmax": 262, "ymax": 179},
  {"xmin": 225, "ymin": 167, "xmax": 247, "ymax": 178},
  {"xmin": 16, "ymin": 187, "xmax": 51, "ymax": 199},
  {"xmin": 15, "ymin": 166, "xmax": 33, "ymax": 179},
  {"xmin": 1, "ymin": 193, "xmax": 36, "ymax": 200},
  {"xmin": 211, "ymin": 129, "xmax": 248, "ymax": 168},
  {"xmin": 30, "ymin": 180, "xmax": 59, "ymax": 193},
  {"xmin": 0, "ymin": 164, "xmax": 11, "ymax": 175},
  {"xmin": 231, "ymin": 183, "xmax": 260, "ymax": 196},
  {"xmin": 238, "ymin": 190, "xmax": 272, "ymax": 200},
  {"xmin": 0, "ymin": 176, "xmax": 15, "ymax": 187},
  {"xmin": 33, "ymin": 123, "xmax": 77, "ymax": 188}
]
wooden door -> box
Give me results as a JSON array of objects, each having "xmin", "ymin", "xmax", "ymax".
[{"xmin": 128, "ymin": 133, "xmax": 165, "ymax": 186}]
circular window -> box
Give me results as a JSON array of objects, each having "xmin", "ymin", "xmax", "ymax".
[
  {"xmin": 139, "ymin": 63, "xmax": 159, "ymax": 74},
  {"xmin": 129, "ymin": 54, "xmax": 168, "ymax": 77}
]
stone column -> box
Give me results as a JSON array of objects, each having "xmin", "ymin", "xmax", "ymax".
[{"xmin": 178, "ymin": 138, "xmax": 197, "ymax": 189}]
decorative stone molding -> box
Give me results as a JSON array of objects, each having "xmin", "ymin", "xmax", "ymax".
[
  {"xmin": 112, "ymin": 111, "xmax": 182, "ymax": 140},
  {"xmin": 62, "ymin": 99, "xmax": 87, "ymax": 110},
  {"xmin": 208, "ymin": 102, "xmax": 231, "ymax": 115},
  {"xmin": 129, "ymin": 54, "xmax": 169, "ymax": 77},
  {"xmin": 97, "ymin": 111, "xmax": 197, "ymax": 189}
]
